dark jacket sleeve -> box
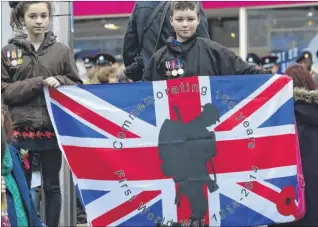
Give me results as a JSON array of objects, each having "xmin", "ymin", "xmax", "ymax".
[
  {"xmin": 197, "ymin": 3, "xmax": 210, "ymax": 39},
  {"xmin": 212, "ymin": 42, "xmax": 270, "ymax": 75},
  {"xmin": 1, "ymin": 50, "xmax": 43, "ymax": 105},
  {"xmin": 122, "ymin": 5, "xmax": 140, "ymax": 68},
  {"xmin": 55, "ymin": 48, "xmax": 83, "ymax": 85},
  {"xmin": 142, "ymin": 55, "xmax": 162, "ymax": 81}
]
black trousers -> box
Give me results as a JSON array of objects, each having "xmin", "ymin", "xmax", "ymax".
[{"xmin": 24, "ymin": 148, "xmax": 62, "ymax": 227}]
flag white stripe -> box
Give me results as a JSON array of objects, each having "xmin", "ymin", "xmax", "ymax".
[
  {"xmin": 76, "ymin": 166, "xmax": 297, "ymax": 192},
  {"xmin": 58, "ymin": 86, "xmax": 158, "ymax": 141},
  {"xmin": 213, "ymin": 74, "xmax": 281, "ymax": 127},
  {"xmin": 216, "ymin": 125, "xmax": 295, "ymax": 141},
  {"xmin": 198, "ymin": 77, "xmax": 217, "ymax": 133},
  {"xmin": 208, "ymin": 192, "xmax": 221, "ymax": 227},
  {"xmin": 58, "ymin": 125, "xmax": 295, "ymax": 148},
  {"xmin": 86, "ymin": 187, "xmax": 142, "ymax": 221},
  {"xmin": 221, "ymin": 184, "xmax": 295, "ymax": 223},
  {"xmin": 153, "ymin": 81, "xmax": 170, "ymax": 129},
  {"xmin": 160, "ymin": 180, "xmax": 178, "ymax": 223},
  {"xmin": 50, "ymin": 99, "xmax": 118, "ymax": 140},
  {"xmin": 107, "ymin": 196, "xmax": 163, "ymax": 227},
  {"xmin": 232, "ymin": 80, "xmax": 293, "ymax": 132},
  {"xmin": 199, "ymin": 76, "xmax": 212, "ymax": 106},
  {"xmin": 59, "ymin": 136, "xmax": 156, "ymax": 149}
]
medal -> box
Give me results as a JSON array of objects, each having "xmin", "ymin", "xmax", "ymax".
[
  {"xmin": 11, "ymin": 60, "xmax": 17, "ymax": 66},
  {"xmin": 172, "ymin": 69, "xmax": 178, "ymax": 76},
  {"xmin": 17, "ymin": 58, "xmax": 23, "ymax": 64},
  {"xmin": 6, "ymin": 51, "xmax": 11, "ymax": 58},
  {"xmin": 178, "ymin": 68, "xmax": 184, "ymax": 75}
]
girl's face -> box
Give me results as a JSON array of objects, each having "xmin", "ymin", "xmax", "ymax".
[
  {"xmin": 170, "ymin": 9, "xmax": 200, "ymax": 42},
  {"xmin": 22, "ymin": 3, "xmax": 50, "ymax": 36}
]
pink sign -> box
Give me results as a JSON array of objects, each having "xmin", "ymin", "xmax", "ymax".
[{"xmin": 73, "ymin": 1, "xmax": 308, "ymax": 17}]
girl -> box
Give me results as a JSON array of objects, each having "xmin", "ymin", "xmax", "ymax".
[
  {"xmin": 1, "ymin": 2, "xmax": 82, "ymax": 226},
  {"xmin": 2, "ymin": 110, "xmax": 45, "ymax": 227},
  {"xmin": 270, "ymin": 64, "xmax": 318, "ymax": 227}
]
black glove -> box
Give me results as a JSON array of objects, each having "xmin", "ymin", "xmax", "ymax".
[{"xmin": 124, "ymin": 55, "xmax": 144, "ymax": 82}]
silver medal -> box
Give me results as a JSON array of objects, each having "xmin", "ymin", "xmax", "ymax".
[
  {"xmin": 178, "ymin": 68, "xmax": 184, "ymax": 75},
  {"xmin": 11, "ymin": 60, "xmax": 17, "ymax": 66},
  {"xmin": 172, "ymin": 69, "xmax": 178, "ymax": 76}
]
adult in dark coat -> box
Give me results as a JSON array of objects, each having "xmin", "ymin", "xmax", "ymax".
[
  {"xmin": 122, "ymin": 1, "xmax": 210, "ymax": 81},
  {"xmin": 269, "ymin": 64, "xmax": 318, "ymax": 227}
]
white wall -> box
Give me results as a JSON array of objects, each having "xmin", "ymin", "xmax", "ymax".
[{"xmin": 1, "ymin": 1, "xmax": 14, "ymax": 47}]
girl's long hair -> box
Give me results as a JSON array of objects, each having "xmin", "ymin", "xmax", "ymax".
[{"xmin": 285, "ymin": 64, "xmax": 317, "ymax": 91}]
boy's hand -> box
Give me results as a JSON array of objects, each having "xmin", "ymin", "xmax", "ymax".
[{"xmin": 43, "ymin": 77, "xmax": 61, "ymax": 88}]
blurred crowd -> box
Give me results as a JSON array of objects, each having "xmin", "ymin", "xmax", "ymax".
[{"xmin": 75, "ymin": 53, "xmax": 132, "ymax": 85}]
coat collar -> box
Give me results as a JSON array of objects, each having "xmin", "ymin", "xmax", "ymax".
[
  {"xmin": 294, "ymin": 87, "xmax": 318, "ymax": 104},
  {"xmin": 166, "ymin": 34, "xmax": 197, "ymax": 54}
]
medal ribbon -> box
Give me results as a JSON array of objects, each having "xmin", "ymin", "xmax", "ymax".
[
  {"xmin": 17, "ymin": 49, "xmax": 22, "ymax": 59},
  {"xmin": 11, "ymin": 50, "xmax": 17, "ymax": 59}
]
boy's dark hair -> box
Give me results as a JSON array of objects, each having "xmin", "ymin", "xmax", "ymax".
[
  {"xmin": 170, "ymin": 1, "xmax": 200, "ymax": 16},
  {"xmin": 9, "ymin": 1, "xmax": 53, "ymax": 31}
]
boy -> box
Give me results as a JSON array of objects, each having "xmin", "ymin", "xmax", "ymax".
[{"xmin": 142, "ymin": 1, "xmax": 270, "ymax": 81}]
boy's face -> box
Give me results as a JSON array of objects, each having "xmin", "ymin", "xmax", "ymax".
[{"xmin": 170, "ymin": 9, "xmax": 200, "ymax": 42}]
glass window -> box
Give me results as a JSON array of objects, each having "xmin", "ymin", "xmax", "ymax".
[
  {"xmin": 247, "ymin": 5, "xmax": 318, "ymax": 73},
  {"xmin": 73, "ymin": 17, "xmax": 128, "ymax": 58},
  {"xmin": 210, "ymin": 18, "xmax": 239, "ymax": 48}
]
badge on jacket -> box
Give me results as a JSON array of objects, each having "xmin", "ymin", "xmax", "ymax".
[
  {"xmin": 165, "ymin": 59, "xmax": 185, "ymax": 77},
  {"xmin": 6, "ymin": 49, "xmax": 23, "ymax": 66}
]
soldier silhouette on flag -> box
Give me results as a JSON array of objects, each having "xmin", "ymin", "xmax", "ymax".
[{"xmin": 158, "ymin": 103, "xmax": 220, "ymax": 226}]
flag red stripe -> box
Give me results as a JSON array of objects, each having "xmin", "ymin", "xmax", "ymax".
[
  {"xmin": 165, "ymin": 77, "xmax": 210, "ymax": 224},
  {"xmin": 215, "ymin": 76, "xmax": 291, "ymax": 131},
  {"xmin": 238, "ymin": 181, "xmax": 279, "ymax": 204},
  {"xmin": 49, "ymin": 88, "xmax": 140, "ymax": 138},
  {"xmin": 239, "ymin": 181, "xmax": 297, "ymax": 218},
  {"xmin": 166, "ymin": 76, "xmax": 202, "ymax": 123},
  {"xmin": 64, "ymin": 134, "xmax": 297, "ymax": 181},
  {"xmin": 91, "ymin": 191, "xmax": 161, "ymax": 226}
]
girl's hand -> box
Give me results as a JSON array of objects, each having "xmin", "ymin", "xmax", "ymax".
[
  {"xmin": 43, "ymin": 77, "xmax": 61, "ymax": 88},
  {"xmin": 1, "ymin": 176, "xmax": 6, "ymax": 194}
]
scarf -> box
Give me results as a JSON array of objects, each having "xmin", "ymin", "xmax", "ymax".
[{"xmin": 2, "ymin": 147, "xmax": 28, "ymax": 227}]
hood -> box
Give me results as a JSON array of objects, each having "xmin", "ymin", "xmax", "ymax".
[
  {"xmin": 294, "ymin": 87, "xmax": 318, "ymax": 104},
  {"xmin": 9, "ymin": 31, "xmax": 56, "ymax": 54}
]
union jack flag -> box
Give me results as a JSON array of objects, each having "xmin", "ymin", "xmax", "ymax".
[{"xmin": 44, "ymin": 74, "xmax": 304, "ymax": 227}]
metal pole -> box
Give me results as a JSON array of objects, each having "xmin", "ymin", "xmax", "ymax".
[
  {"xmin": 239, "ymin": 7, "xmax": 248, "ymax": 60},
  {"xmin": 51, "ymin": 2, "xmax": 77, "ymax": 226},
  {"xmin": 1, "ymin": 1, "xmax": 14, "ymax": 48}
]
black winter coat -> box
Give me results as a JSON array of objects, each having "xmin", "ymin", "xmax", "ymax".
[
  {"xmin": 142, "ymin": 36, "xmax": 269, "ymax": 81},
  {"xmin": 270, "ymin": 87, "xmax": 318, "ymax": 227}
]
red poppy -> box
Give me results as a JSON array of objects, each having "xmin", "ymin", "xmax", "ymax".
[
  {"xmin": 22, "ymin": 132, "xmax": 29, "ymax": 139},
  {"xmin": 29, "ymin": 131, "xmax": 35, "ymax": 139},
  {"xmin": 276, "ymin": 186, "xmax": 297, "ymax": 217},
  {"xmin": 13, "ymin": 130, "xmax": 20, "ymax": 137}
]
